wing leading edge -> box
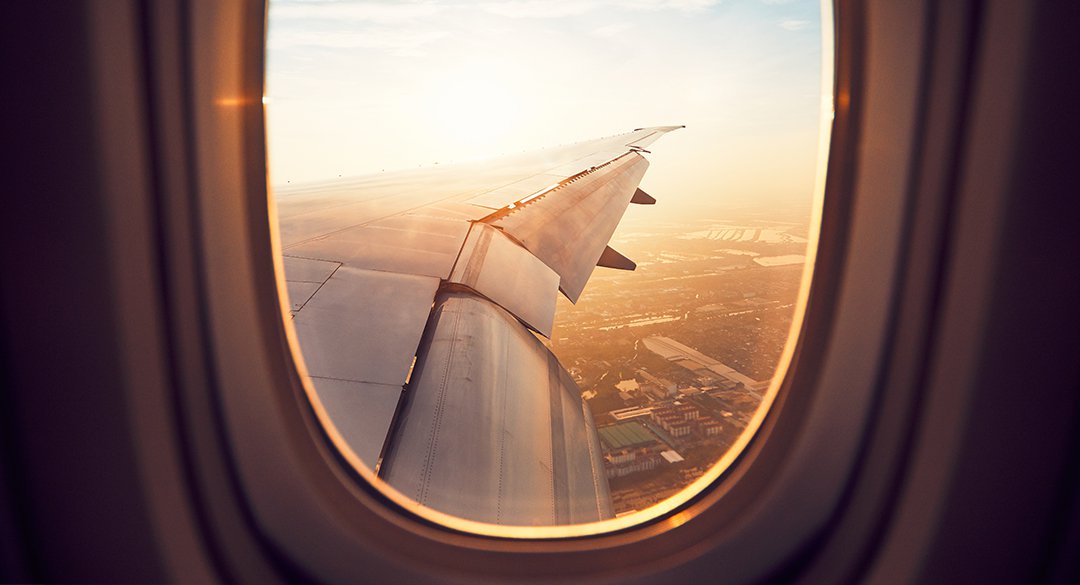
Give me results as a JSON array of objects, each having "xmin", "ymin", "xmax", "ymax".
[{"xmin": 279, "ymin": 126, "xmax": 682, "ymax": 525}]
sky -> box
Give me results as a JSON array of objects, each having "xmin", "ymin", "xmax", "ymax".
[{"xmin": 264, "ymin": 0, "xmax": 829, "ymax": 217}]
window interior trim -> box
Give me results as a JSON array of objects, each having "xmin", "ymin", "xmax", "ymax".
[{"xmin": 154, "ymin": 0, "xmax": 953, "ymax": 581}]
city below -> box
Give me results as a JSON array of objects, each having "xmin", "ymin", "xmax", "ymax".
[{"xmin": 550, "ymin": 206, "xmax": 810, "ymax": 514}]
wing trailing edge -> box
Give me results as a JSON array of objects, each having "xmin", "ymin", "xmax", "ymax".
[{"xmin": 485, "ymin": 152, "xmax": 650, "ymax": 303}]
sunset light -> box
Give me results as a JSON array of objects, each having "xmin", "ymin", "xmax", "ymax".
[
  {"xmin": 427, "ymin": 68, "xmax": 522, "ymax": 151},
  {"xmin": 265, "ymin": 0, "xmax": 828, "ymax": 534},
  {"xmin": 264, "ymin": 0, "xmax": 825, "ymax": 210}
]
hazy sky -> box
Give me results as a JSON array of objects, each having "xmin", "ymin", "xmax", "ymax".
[{"xmin": 265, "ymin": 0, "xmax": 828, "ymax": 216}]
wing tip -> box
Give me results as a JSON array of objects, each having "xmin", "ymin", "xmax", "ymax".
[{"xmin": 634, "ymin": 125, "xmax": 685, "ymax": 132}]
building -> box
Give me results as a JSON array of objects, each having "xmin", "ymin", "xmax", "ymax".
[
  {"xmin": 642, "ymin": 336, "xmax": 767, "ymax": 392},
  {"xmin": 596, "ymin": 421, "xmax": 669, "ymax": 479}
]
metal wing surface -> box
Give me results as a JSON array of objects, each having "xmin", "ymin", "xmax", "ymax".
[{"xmin": 277, "ymin": 126, "xmax": 682, "ymax": 525}]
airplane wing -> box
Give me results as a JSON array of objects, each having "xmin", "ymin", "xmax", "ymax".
[{"xmin": 277, "ymin": 126, "xmax": 682, "ymax": 525}]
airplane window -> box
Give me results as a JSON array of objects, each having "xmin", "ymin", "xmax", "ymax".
[{"xmin": 265, "ymin": 0, "xmax": 831, "ymax": 536}]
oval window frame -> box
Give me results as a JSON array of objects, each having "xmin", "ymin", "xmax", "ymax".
[{"xmin": 163, "ymin": 0, "xmax": 949, "ymax": 581}]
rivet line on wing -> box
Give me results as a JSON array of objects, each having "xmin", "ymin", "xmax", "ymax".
[{"xmin": 478, "ymin": 151, "xmax": 637, "ymax": 224}]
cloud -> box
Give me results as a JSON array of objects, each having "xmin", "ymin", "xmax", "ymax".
[
  {"xmin": 592, "ymin": 22, "xmax": 635, "ymax": 37},
  {"xmin": 475, "ymin": 0, "xmax": 717, "ymax": 18},
  {"xmin": 268, "ymin": 28, "xmax": 449, "ymax": 56},
  {"xmin": 272, "ymin": 0, "xmax": 721, "ymax": 24},
  {"xmin": 759, "ymin": 0, "xmax": 796, "ymax": 4},
  {"xmin": 622, "ymin": 0, "xmax": 720, "ymax": 11},
  {"xmin": 271, "ymin": 1, "xmax": 445, "ymax": 24},
  {"xmin": 478, "ymin": 0, "xmax": 598, "ymax": 18},
  {"xmin": 779, "ymin": 18, "xmax": 810, "ymax": 30}
]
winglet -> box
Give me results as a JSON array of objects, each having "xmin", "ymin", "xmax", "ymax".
[
  {"xmin": 631, "ymin": 188, "xmax": 656, "ymax": 205},
  {"xmin": 597, "ymin": 246, "xmax": 636, "ymax": 271}
]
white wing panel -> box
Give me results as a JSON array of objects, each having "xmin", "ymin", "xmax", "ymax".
[
  {"xmin": 467, "ymin": 174, "xmax": 564, "ymax": 209},
  {"xmin": 285, "ymin": 281, "xmax": 321, "ymax": 313},
  {"xmin": 543, "ymin": 149, "xmax": 631, "ymax": 177},
  {"xmin": 292, "ymin": 267, "xmax": 438, "ymax": 386},
  {"xmin": 284, "ymin": 214, "xmax": 470, "ymax": 279},
  {"xmin": 309, "ymin": 377, "xmax": 404, "ymax": 467},
  {"xmin": 282, "ymin": 255, "xmax": 338, "ymax": 282}
]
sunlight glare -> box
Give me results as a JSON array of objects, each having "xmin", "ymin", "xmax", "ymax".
[{"xmin": 427, "ymin": 67, "xmax": 522, "ymax": 154}]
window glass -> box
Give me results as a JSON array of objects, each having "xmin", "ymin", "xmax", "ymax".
[{"xmin": 266, "ymin": 0, "xmax": 831, "ymax": 535}]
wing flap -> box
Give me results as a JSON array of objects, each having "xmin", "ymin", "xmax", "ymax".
[
  {"xmin": 379, "ymin": 292, "xmax": 613, "ymax": 525},
  {"xmin": 448, "ymin": 223, "xmax": 561, "ymax": 337},
  {"xmin": 488, "ymin": 152, "xmax": 650, "ymax": 302}
]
